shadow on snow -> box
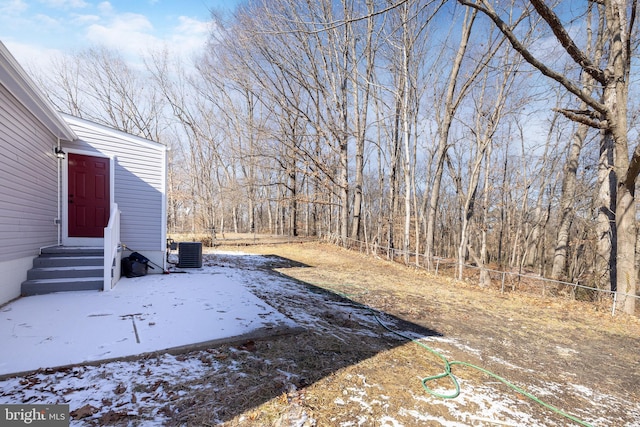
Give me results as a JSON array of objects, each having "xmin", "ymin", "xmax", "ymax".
[{"xmin": 167, "ymin": 252, "xmax": 443, "ymax": 425}]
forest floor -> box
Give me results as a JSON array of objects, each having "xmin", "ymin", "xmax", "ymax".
[
  {"xmin": 3, "ymin": 237, "xmax": 639, "ymax": 426},
  {"xmin": 179, "ymin": 238, "xmax": 640, "ymax": 426}
]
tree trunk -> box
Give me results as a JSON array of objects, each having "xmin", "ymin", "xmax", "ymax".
[
  {"xmin": 606, "ymin": 0, "xmax": 635, "ymax": 314},
  {"xmin": 479, "ymin": 143, "xmax": 492, "ymax": 287},
  {"xmin": 425, "ymin": 7, "xmax": 477, "ymax": 267},
  {"xmin": 550, "ymin": 0, "xmax": 602, "ymax": 279},
  {"xmin": 387, "ymin": 96, "xmax": 402, "ymax": 258},
  {"xmin": 551, "ymin": 121, "xmax": 588, "ymax": 280},
  {"xmin": 349, "ymin": 0, "xmax": 375, "ymax": 241},
  {"xmin": 289, "ymin": 168, "xmax": 298, "ymax": 236},
  {"xmin": 594, "ymin": 132, "xmax": 615, "ymax": 291},
  {"xmin": 401, "ymin": 5, "xmax": 413, "ymax": 265}
]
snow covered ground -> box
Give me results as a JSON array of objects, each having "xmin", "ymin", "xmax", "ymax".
[
  {"xmin": 0, "ymin": 251, "xmax": 313, "ymax": 425},
  {"xmin": 0, "ymin": 256, "xmax": 298, "ymax": 376}
]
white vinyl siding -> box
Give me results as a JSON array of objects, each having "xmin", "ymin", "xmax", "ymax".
[
  {"xmin": 0, "ymin": 84, "xmax": 58, "ymax": 261},
  {"xmin": 62, "ymin": 115, "xmax": 166, "ymax": 252}
]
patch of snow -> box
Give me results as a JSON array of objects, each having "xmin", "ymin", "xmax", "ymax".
[
  {"xmin": 338, "ymin": 414, "xmax": 369, "ymax": 426},
  {"xmin": 409, "ymin": 378, "xmax": 547, "ymax": 426},
  {"xmin": 0, "ymin": 270, "xmax": 297, "ymax": 376},
  {"xmin": 569, "ymin": 383, "xmax": 594, "ymax": 397},
  {"xmin": 526, "ymin": 382, "xmax": 563, "ymax": 397},
  {"xmin": 378, "ymin": 416, "xmax": 402, "ymax": 426},
  {"xmin": 487, "ymin": 355, "xmax": 536, "ymax": 373},
  {"xmin": 555, "ymin": 346, "xmax": 579, "ymax": 357},
  {"xmin": 0, "ymin": 352, "xmax": 219, "ymax": 425}
]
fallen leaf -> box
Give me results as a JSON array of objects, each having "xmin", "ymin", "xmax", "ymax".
[
  {"xmin": 238, "ymin": 340, "xmax": 257, "ymax": 352},
  {"xmin": 100, "ymin": 410, "xmax": 130, "ymax": 423},
  {"xmin": 70, "ymin": 404, "xmax": 99, "ymax": 420}
]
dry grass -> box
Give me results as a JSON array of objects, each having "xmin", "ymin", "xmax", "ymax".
[
  {"xmin": 168, "ymin": 232, "xmax": 314, "ymax": 248},
  {"xmin": 163, "ymin": 240, "xmax": 640, "ymax": 426}
]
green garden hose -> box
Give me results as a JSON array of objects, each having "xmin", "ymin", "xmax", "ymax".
[{"xmin": 324, "ymin": 283, "xmax": 594, "ymax": 427}]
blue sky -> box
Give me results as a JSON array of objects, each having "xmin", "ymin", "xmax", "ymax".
[{"xmin": 0, "ymin": 0, "xmax": 241, "ymax": 69}]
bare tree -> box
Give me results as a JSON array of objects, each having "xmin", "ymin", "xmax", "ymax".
[
  {"xmin": 38, "ymin": 47, "xmax": 166, "ymax": 141},
  {"xmin": 424, "ymin": 3, "xmax": 515, "ymax": 269},
  {"xmin": 551, "ymin": 2, "xmax": 604, "ymax": 283},
  {"xmin": 382, "ymin": 0, "xmax": 440, "ymax": 263},
  {"xmin": 456, "ymin": 37, "xmax": 523, "ymax": 282},
  {"xmin": 459, "ymin": 0, "xmax": 639, "ymax": 314}
]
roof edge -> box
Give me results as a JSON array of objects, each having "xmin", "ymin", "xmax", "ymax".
[
  {"xmin": 0, "ymin": 41, "xmax": 77, "ymax": 141},
  {"xmin": 60, "ymin": 113, "xmax": 168, "ymax": 152}
]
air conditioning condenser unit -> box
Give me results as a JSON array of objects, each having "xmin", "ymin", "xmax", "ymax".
[{"xmin": 178, "ymin": 242, "xmax": 202, "ymax": 268}]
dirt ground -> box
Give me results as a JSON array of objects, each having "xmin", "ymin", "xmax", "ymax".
[{"xmin": 165, "ymin": 240, "xmax": 640, "ymax": 426}]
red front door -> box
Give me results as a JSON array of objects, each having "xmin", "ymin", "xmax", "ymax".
[{"xmin": 68, "ymin": 153, "xmax": 110, "ymax": 238}]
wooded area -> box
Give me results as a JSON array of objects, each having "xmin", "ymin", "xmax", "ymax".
[{"xmin": 34, "ymin": 0, "xmax": 640, "ymax": 314}]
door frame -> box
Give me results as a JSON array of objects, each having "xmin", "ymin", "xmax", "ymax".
[{"xmin": 61, "ymin": 149, "xmax": 115, "ymax": 247}]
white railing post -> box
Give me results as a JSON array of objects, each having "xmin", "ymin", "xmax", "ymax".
[
  {"xmin": 103, "ymin": 203, "xmax": 120, "ymax": 291},
  {"xmin": 612, "ymin": 292, "xmax": 617, "ymax": 317}
]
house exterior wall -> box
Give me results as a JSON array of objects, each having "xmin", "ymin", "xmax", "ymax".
[
  {"xmin": 61, "ymin": 115, "xmax": 167, "ymax": 272},
  {"xmin": 0, "ymin": 84, "xmax": 60, "ymax": 303}
]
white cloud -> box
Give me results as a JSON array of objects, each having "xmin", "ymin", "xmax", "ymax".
[
  {"xmin": 86, "ymin": 13, "xmax": 158, "ymax": 57},
  {"xmin": 70, "ymin": 13, "xmax": 100, "ymax": 25},
  {"xmin": 1, "ymin": 0, "xmax": 214, "ymax": 72},
  {"xmin": 2, "ymin": 40, "xmax": 62, "ymax": 72},
  {"xmin": 39, "ymin": 0, "xmax": 88, "ymax": 8},
  {"xmin": 175, "ymin": 15, "xmax": 209, "ymax": 35},
  {"xmin": 33, "ymin": 13, "xmax": 61, "ymax": 29},
  {"xmin": 169, "ymin": 16, "xmax": 211, "ymax": 54},
  {"xmin": 97, "ymin": 1, "xmax": 113, "ymax": 15},
  {"xmin": 0, "ymin": 0, "xmax": 28, "ymax": 15},
  {"xmin": 84, "ymin": 9, "xmax": 210, "ymax": 63}
]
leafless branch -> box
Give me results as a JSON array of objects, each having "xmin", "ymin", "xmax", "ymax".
[
  {"xmin": 553, "ymin": 108, "xmax": 607, "ymax": 128},
  {"xmin": 458, "ymin": 0, "xmax": 607, "ymax": 115},
  {"xmin": 529, "ymin": 0, "xmax": 605, "ymax": 84},
  {"xmin": 259, "ymin": 0, "xmax": 413, "ymax": 35}
]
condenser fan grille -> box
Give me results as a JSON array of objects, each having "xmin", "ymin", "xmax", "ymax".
[{"xmin": 178, "ymin": 242, "xmax": 202, "ymax": 268}]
